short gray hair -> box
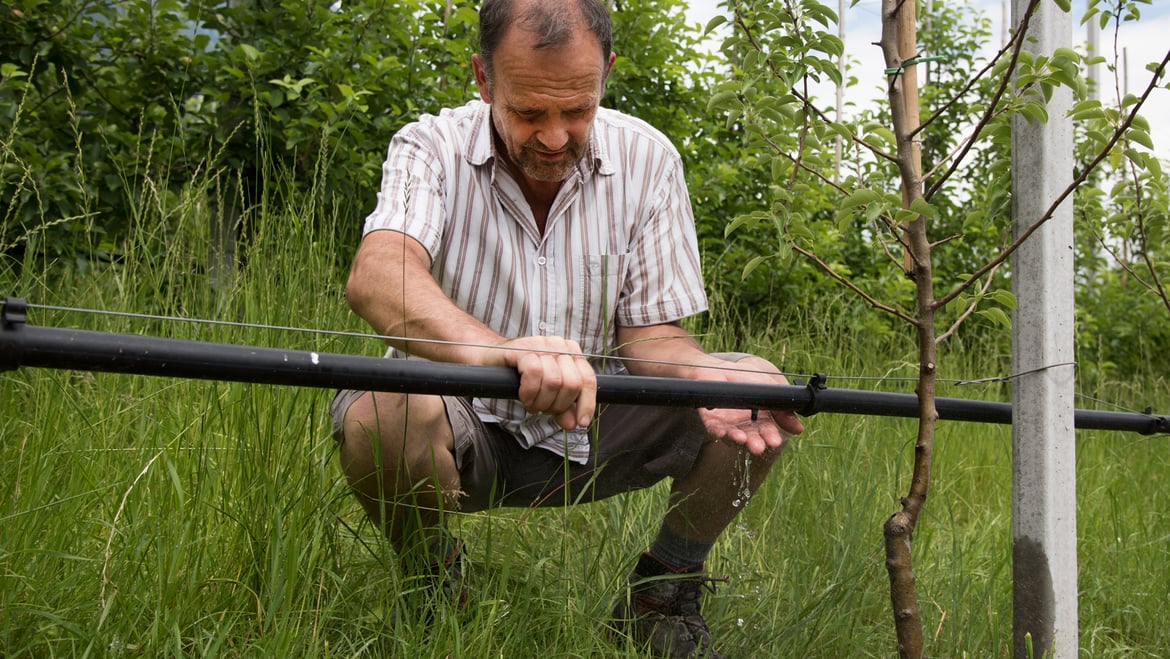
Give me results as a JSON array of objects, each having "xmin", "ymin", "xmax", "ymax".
[{"xmin": 479, "ymin": 0, "xmax": 613, "ymax": 84}]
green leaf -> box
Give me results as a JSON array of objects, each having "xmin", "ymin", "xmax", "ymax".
[
  {"xmin": 742, "ymin": 254, "xmax": 771, "ymax": 280},
  {"xmin": 786, "ymin": 220, "xmax": 815, "ymax": 241},
  {"xmin": 1147, "ymin": 156, "xmax": 1163, "ymax": 180},
  {"xmin": 841, "ymin": 188, "xmax": 881, "ymax": 209},
  {"xmin": 707, "ymin": 89, "xmax": 742, "ymax": 113},
  {"xmin": 909, "ymin": 197, "xmax": 937, "ymax": 219},
  {"xmin": 238, "ymin": 43, "xmax": 261, "ymax": 63},
  {"xmin": 894, "ymin": 208, "xmax": 918, "ymax": 226},
  {"xmin": 990, "ymin": 289, "xmax": 1018, "ymax": 310},
  {"xmin": 827, "ymin": 122, "xmax": 854, "ymax": 141},
  {"xmin": 1020, "ymin": 102, "xmax": 1050, "ymax": 124},
  {"xmin": 0, "ymin": 63, "xmax": 26, "ymax": 79},
  {"xmin": 770, "ymin": 157, "xmax": 785, "ymax": 184},
  {"xmin": 1069, "ymin": 99, "xmax": 1104, "ymax": 121},
  {"xmin": 725, "ymin": 214, "xmax": 760, "ymax": 238},
  {"xmin": 1127, "ymin": 128, "xmax": 1154, "ymax": 150},
  {"xmin": 704, "ymin": 14, "xmax": 729, "ymax": 34},
  {"xmin": 977, "ymin": 307, "xmax": 1012, "ymax": 328}
]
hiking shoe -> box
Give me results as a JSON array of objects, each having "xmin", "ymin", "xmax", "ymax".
[
  {"xmin": 424, "ymin": 538, "xmax": 468, "ymax": 610},
  {"xmin": 396, "ymin": 536, "xmax": 469, "ymax": 624},
  {"xmin": 610, "ymin": 552, "xmax": 726, "ymax": 658}
]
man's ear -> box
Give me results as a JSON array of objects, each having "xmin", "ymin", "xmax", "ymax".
[{"xmin": 472, "ymin": 54, "xmax": 492, "ymax": 103}]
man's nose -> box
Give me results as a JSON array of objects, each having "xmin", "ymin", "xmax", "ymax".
[{"xmin": 539, "ymin": 121, "xmax": 569, "ymax": 151}]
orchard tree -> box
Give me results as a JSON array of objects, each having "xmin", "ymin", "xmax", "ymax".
[{"xmin": 711, "ymin": 0, "xmax": 1168, "ymax": 655}]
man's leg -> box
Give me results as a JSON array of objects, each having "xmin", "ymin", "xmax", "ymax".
[
  {"xmin": 663, "ymin": 436, "xmax": 782, "ymax": 549},
  {"xmin": 610, "ymin": 354, "xmax": 789, "ymax": 658},
  {"xmin": 336, "ymin": 391, "xmax": 461, "ymax": 566}
]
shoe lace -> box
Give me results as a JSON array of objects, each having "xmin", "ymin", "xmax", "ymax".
[{"xmin": 637, "ymin": 573, "xmax": 729, "ymax": 619}]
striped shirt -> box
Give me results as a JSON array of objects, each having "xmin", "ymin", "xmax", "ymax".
[{"xmin": 363, "ymin": 99, "xmax": 707, "ymax": 462}]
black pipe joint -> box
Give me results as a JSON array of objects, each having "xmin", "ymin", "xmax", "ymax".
[
  {"xmin": 797, "ymin": 372, "xmax": 828, "ymax": 417},
  {"xmin": 1, "ymin": 297, "xmax": 27, "ymax": 372}
]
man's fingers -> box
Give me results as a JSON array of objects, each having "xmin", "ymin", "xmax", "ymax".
[
  {"xmin": 512, "ymin": 346, "xmax": 597, "ymax": 430},
  {"xmin": 549, "ymin": 353, "xmax": 581, "ymax": 412},
  {"xmin": 572, "ymin": 354, "xmax": 597, "ymax": 427},
  {"xmin": 524, "ymin": 353, "xmax": 562, "ymax": 413},
  {"xmin": 770, "ymin": 409, "xmax": 805, "ymax": 436},
  {"xmin": 515, "ymin": 352, "xmax": 544, "ymax": 409},
  {"xmin": 699, "ymin": 407, "xmax": 795, "ymax": 456}
]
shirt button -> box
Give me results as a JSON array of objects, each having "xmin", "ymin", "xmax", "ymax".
[
  {"xmin": 538, "ymin": 321, "xmax": 547, "ymax": 332},
  {"xmin": 537, "ymin": 256, "xmax": 547, "ymax": 266}
]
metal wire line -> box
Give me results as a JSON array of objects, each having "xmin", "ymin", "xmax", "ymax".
[{"xmin": 24, "ymin": 301, "xmax": 815, "ymax": 379}]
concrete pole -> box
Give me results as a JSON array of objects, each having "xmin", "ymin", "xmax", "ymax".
[
  {"xmin": 1010, "ymin": 1, "xmax": 1078, "ymax": 658},
  {"xmin": 1087, "ymin": 14, "xmax": 1100, "ymax": 100},
  {"xmin": 834, "ymin": 0, "xmax": 845, "ymax": 183}
]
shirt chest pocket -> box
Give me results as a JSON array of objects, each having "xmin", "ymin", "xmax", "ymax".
[{"xmin": 572, "ymin": 253, "xmax": 629, "ymax": 358}]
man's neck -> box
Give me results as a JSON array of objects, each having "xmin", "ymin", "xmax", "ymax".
[{"xmin": 492, "ymin": 129, "xmax": 563, "ymax": 234}]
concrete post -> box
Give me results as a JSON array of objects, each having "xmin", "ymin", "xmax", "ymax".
[{"xmin": 1010, "ymin": 2, "xmax": 1078, "ymax": 657}]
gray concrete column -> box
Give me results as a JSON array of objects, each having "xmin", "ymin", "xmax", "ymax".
[{"xmin": 1010, "ymin": 1, "xmax": 1078, "ymax": 657}]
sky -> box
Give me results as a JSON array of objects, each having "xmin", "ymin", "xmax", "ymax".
[{"xmin": 683, "ymin": 0, "xmax": 1170, "ymax": 161}]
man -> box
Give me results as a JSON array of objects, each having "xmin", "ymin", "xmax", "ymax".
[{"xmin": 331, "ymin": 0, "xmax": 805, "ymax": 656}]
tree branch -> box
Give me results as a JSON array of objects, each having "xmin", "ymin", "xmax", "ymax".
[
  {"xmin": 924, "ymin": 0, "xmax": 1042, "ymax": 201},
  {"xmin": 732, "ymin": 6, "xmax": 899, "ymax": 166},
  {"xmin": 934, "ymin": 264, "xmax": 1000, "ymax": 345},
  {"xmin": 788, "ymin": 240, "xmax": 917, "ymax": 324},
  {"xmin": 935, "ymin": 49, "xmax": 1170, "ymax": 310}
]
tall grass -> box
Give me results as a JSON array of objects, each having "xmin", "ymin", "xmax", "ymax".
[{"xmin": 2, "ymin": 148, "xmax": 1169, "ymax": 657}]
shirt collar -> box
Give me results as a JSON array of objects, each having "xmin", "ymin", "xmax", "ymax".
[{"xmin": 464, "ymin": 100, "xmax": 614, "ymax": 177}]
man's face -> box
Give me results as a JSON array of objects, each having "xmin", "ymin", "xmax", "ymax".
[{"xmin": 474, "ymin": 25, "xmax": 614, "ymax": 186}]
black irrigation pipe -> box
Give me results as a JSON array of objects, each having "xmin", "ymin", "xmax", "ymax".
[{"xmin": 2, "ymin": 298, "xmax": 1168, "ymax": 435}]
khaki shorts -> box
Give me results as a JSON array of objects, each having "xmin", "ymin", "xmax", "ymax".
[{"xmin": 329, "ymin": 353, "xmax": 752, "ymax": 512}]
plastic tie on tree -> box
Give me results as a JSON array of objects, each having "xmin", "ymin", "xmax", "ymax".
[{"xmin": 885, "ymin": 55, "xmax": 948, "ymax": 76}]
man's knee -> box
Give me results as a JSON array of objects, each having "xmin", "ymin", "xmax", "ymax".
[{"xmin": 339, "ymin": 392, "xmax": 454, "ymax": 476}]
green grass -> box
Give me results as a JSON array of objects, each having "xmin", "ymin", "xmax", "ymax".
[{"xmin": 3, "ymin": 167, "xmax": 1170, "ymax": 657}]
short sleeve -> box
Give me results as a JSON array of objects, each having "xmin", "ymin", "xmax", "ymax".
[
  {"xmin": 616, "ymin": 156, "xmax": 709, "ymax": 327},
  {"xmin": 363, "ymin": 121, "xmax": 448, "ymax": 260}
]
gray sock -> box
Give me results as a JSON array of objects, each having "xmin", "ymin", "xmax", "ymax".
[{"xmin": 648, "ymin": 523, "xmax": 713, "ymax": 571}]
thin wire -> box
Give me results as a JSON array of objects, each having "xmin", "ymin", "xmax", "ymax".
[
  {"xmin": 29, "ymin": 302, "xmax": 380, "ymax": 340},
  {"xmin": 1073, "ymin": 392, "xmax": 1145, "ymax": 415},
  {"xmin": 954, "ymin": 362, "xmax": 1078, "ymax": 386},
  {"xmin": 24, "ymin": 302, "xmax": 790, "ymax": 378}
]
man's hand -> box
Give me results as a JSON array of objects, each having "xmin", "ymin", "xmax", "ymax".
[
  {"xmin": 694, "ymin": 355, "xmax": 805, "ymax": 456},
  {"xmin": 490, "ymin": 336, "xmax": 597, "ymax": 431}
]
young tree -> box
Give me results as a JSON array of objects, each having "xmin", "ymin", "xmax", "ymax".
[{"xmin": 713, "ymin": 0, "xmax": 1167, "ymax": 655}]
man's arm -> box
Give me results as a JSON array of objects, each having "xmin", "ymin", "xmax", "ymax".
[
  {"xmin": 347, "ymin": 229, "xmax": 501, "ymax": 364},
  {"xmin": 345, "ymin": 229, "xmax": 597, "ymax": 430},
  {"xmin": 615, "ymin": 322, "xmax": 731, "ymax": 380},
  {"xmin": 616, "ymin": 323, "xmax": 805, "ymax": 454}
]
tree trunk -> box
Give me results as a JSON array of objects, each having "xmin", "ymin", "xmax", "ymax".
[{"xmin": 878, "ymin": 1, "xmax": 938, "ymax": 657}]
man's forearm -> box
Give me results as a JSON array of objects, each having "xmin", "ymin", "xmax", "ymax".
[
  {"xmin": 346, "ymin": 230, "xmax": 503, "ymax": 365},
  {"xmin": 615, "ymin": 323, "xmax": 723, "ymax": 379}
]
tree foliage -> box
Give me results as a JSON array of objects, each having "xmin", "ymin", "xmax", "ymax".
[
  {"xmin": 712, "ymin": 0, "xmax": 1167, "ymax": 376},
  {"xmin": 2, "ymin": 0, "xmax": 1164, "ymax": 372},
  {"xmin": 714, "ymin": 0, "xmax": 1166, "ymax": 655},
  {"xmin": 1, "ymin": 0, "xmax": 478, "ymax": 260}
]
